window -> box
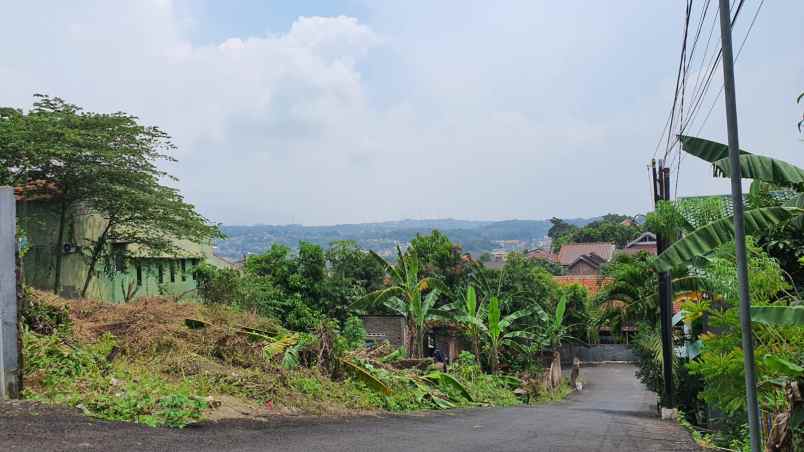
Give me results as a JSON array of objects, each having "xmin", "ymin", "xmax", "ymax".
[
  {"xmin": 158, "ymin": 263, "xmax": 164, "ymax": 284},
  {"xmin": 189, "ymin": 259, "xmax": 199, "ymax": 280},
  {"xmin": 136, "ymin": 263, "xmax": 143, "ymax": 286},
  {"xmin": 112, "ymin": 243, "xmax": 127, "ymax": 272},
  {"xmin": 180, "ymin": 259, "xmax": 187, "ymax": 282}
]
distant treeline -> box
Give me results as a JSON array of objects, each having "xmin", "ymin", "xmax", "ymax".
[{"xmin": 215, "ymin": 218, "xmax": 596, "ymax": 259}]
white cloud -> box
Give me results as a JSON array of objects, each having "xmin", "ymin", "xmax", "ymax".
[{"xmin": 1, "ymin": 1, "xmax": 801, "ymax": 225}]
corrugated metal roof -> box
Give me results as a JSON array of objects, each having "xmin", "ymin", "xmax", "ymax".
[{"xmin": 557, "ymin": 242, "xmax": 616, "ymax": 266}]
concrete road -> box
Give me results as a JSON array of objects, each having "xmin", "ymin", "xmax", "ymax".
[{"xmin": 1, "ymin": 365, "xmax": 698, "ymax": 452}]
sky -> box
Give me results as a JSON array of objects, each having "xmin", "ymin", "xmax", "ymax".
[{"xmin": 1, "ymin": 1, "xmax": 802, "ymax": 226}]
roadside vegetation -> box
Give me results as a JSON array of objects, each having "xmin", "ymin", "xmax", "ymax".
[{"xmin": 595, "ymin": 133, "xmax": 804, "ymax": 451}]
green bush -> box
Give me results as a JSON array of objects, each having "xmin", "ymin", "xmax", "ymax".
[{"xmin": 342, "ymin": 316, "xmax": 366, "ymax": 350}]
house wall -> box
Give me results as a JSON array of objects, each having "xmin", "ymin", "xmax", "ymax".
[
  {"xmin": 623, "ymin": 243, "xmax": 657, "ymax": 255},
  {"xmin": 558, "ymin": 344, "xmax": 638, "ymax": 365},
  {"xmin": 17, "ymin": 199, "xmax": 213, "ymax": 303},
  {"xmin": 360, "ymin": 316, "xmax": 407, "ymax": 348},
  {"xmin": 567, "ymin": 260, "xmax": 599, "ymax": 275}
]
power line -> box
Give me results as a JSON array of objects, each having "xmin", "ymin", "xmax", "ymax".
[
  {"xmin": 680, "ymin": 0, "xmax": 712, "ymax": 129},
  {"xmin": 664, "ymin": 0, "xmax": 693, "ymax": 162},
  {"xmin": 654, "ymin": 1, "xmax": 694, "ymax": 159},
  {"xmin": 663, "ymin": 0, "xmax": 753, "ymax": 199},
  {"xmin": 693, "ymin": 0, "xmax": 765, "ymax": 135},
  {"xmin": 655, "ymin": 0, "xmax": 747, "ymax": 159},
  {"xmin": 679, "ymin": 0, "xmax": 746, "ymax": 135}
]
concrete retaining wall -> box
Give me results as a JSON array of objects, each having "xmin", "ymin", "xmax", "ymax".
[{"xmin": 558, "ymin": 344, "xmax": 637, "ymax": 365}]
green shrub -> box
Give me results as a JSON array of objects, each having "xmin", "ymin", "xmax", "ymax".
[
  {"xmin": 342, "ymin": 316, "xmax": 366, "ymax": 350},
  {"xmin": 292, "ymin": 376, "xmax": 323, "ymax": 396}
]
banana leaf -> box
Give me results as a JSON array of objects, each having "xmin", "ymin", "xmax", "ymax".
[
  {"xmin": 655, "ymin": 207, "xmax": 802, "ymax": 272},
  {"xmin": 679, "ymin": 135, "xmax": 751, "ymax": 163},
  {"xmin": 429, "ymin": 395, "xmax": 457, "ymax": 410},
  {"xmin": 340, "ymin": 358, "xmax": 392, "ymax": 395},
  {"xmin": 494, "ymin": 375, "xmax": 523, "ymax": 389},
  {"xmin": 713, "ymin": 154, "xmax": 804, "ymax": 189},
  {"xmin": 761, "ymin": 355, "xmax": 804, "ymax": 378},
  {"xmin": 263, "ymin": 334, "xmax": 298, "ymax": 358},
  {"xmin": 423, "ymin": 372, "xmax": 474, "ymax": 402},
  {"xmin": 750, "ymin": 305, "xmax": 804, "ymax": 327}
]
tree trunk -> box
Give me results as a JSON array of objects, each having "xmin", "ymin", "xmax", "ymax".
[
  {"xmin": 490, "ymin": 344, "xmax": 499, "ymax": 374},
  {"xmin": 80, "ymin": 220, "xmax": 112, "ymax": 298},
  {"xmin": 52, "ymin": 196, "xmax": 68, "ymax": 295},
  {"xmin": 471, "ymin": 332, "xmax": 481, "ymax": 365},
  {"xmin": 550, "ymin": 350, "xmax": 562, "ymax": 389}
]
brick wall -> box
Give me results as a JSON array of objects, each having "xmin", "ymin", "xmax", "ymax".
[{"xmin": 360, "ymin": 316, "xmax": 407, "ymax": 348}]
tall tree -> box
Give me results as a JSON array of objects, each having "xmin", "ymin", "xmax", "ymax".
[
  {"xmin": 547, "ymin": 217, "xmax": 576, "ymax": 240},
  {"xmin": 2, "ymin": 95, "xmax": 221, "ymax": 295}
]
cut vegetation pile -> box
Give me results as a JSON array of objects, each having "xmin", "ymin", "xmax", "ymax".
[{"xmin": 21, "ymin": 290, "xmax": 527, "ymax": 428}]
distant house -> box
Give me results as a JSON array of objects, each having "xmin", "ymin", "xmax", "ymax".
[
  {"xmin": 621, "ymin": 232, "xmax": 658, "ymax": 256},
  {"xmin": 556, "ymin": 242, "xmax": 616, "ymax": 275},
  {"xmin": 526, "ymin": 248, "xmax": 558, "ymax": 264},
  {"xmin": 16, "ymin": 184, "xmax": 230, "ymax": 303},
  {"xmin": 566, "ymin": 253, "xmax": 608, "ymax": 275}
]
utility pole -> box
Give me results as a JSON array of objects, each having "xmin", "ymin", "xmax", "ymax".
[
  {"xmin": 652, "ymin": 159, "xmax": 674, "ymax": 411},
  {"xmin": 717, "ymin": 0, "xmax": 761, "ymax": 449},
  {"xmin": 0, "ymin": 186, "xmax": 20, "ymax": 399}
]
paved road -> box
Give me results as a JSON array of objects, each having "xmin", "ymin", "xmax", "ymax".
[{"xmin": 1, "ymin": 365, "xmax": 698, "ymax": 452}]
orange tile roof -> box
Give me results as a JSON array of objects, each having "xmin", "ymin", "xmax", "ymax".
[
  {"xmin": 14, "ymin": 180, "xmax": 61, "ymax": 201},
  {"xmin": 553, "ymin": 275, "xmax": 613, "ymax": 297}
]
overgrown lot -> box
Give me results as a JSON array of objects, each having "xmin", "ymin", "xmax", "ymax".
[{"xmin": 21, "ymin": 290, "xmax": 557, "ymax": 428}]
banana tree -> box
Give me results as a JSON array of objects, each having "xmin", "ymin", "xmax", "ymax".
[
  {"xmin": 483, "ymin": 295, "xmax": 536, "ymax": 374},
  {"xmin": 353, "ymin": 245, "xmax": 447, "ymax": 358},
  {"xmin": 655, "ymin": 136, "xmax": 804, "ymax": 273},
  {"xmin": 443, "ymin": 286, "xmax": 485, "ymax": 364}
]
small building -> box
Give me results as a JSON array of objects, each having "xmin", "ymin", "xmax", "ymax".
[
  {"xmin": 359, "ymin": 315, "xmax": 408, "ymax": 349},
  {"xmin": 526, "ymin": 248, "xmax": 558, "ymax": 264},
  {"xmin": 16, "ymin": 184, "xmax": 229, "ymax": 303},
  {"xmin": 426, "ymin": 321, "xmax": 469, "ymax": 363},
  {"xmin": 359, "ymin": 316, "xmax": 468, "ymax": 362},
  {"xmin": 621, "ymin": 232, "xmax": 658, "ymax": 256},
  {"xmin": 557, "ymin": 242, "xmax": 616, "ymax": 276}
]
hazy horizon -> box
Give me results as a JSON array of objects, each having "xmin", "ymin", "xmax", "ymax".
[{"xmin": 2, "ymin": 1, "xmax": 801, "ymax": 225}]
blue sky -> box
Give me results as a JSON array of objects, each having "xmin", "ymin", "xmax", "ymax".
[{"xmin": 1, "ymin": 1, "xmax": 802, "ymax": 225}]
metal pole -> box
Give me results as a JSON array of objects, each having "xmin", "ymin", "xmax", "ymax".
[
  {"xmin": 717, "ymin": 0, "xmax": 762, "ymax": 449},
  {"xmin": 0, "ymin": 186, "xmax": 20, "ymax": 399},
  {"xmin": 654, "ymin": 161, "xmax": 674, "ymax": 409}
]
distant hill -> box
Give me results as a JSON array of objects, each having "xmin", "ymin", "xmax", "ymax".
[{"xmin": 214, "ymin": 217, "xmax": 595, "ymax": 260}]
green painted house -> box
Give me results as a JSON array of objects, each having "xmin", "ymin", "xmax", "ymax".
[{"xmin": 16, "ymin": 188, "xmax": 230, "ymax": 303}]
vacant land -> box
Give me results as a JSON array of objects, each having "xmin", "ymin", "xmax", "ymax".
[{"xmin": 1, "ymin": 365, "xmax": 698, "ymax": 452}]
